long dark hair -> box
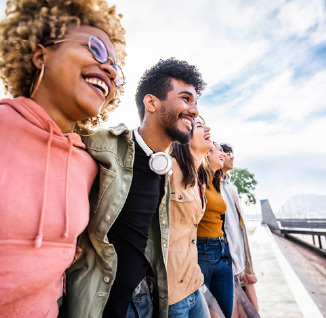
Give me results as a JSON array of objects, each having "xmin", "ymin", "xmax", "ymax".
[
  {"xmin": 212, "ymin": 169, "xmax": 223, "ymax": 193},
  {"xmin": 169, "ymin": 142, "xmax": 210, "ymax": 188}
]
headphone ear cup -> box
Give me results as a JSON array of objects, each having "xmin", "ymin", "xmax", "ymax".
[{"xmin": 149, "ymin": 153, "xmax": 172, "ymax": 175}]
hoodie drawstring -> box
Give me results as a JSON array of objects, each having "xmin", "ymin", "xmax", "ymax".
[
  {"xmin": 62, "ymin": 136, "xmax": 73, "ymax": 239},
  {"xmin": 35, "ymin": 124, "xmax": 54, "ymax": 248},
  {"xmin": 34, "ymin": 126, "xmax": 74, "ymax": 247}
]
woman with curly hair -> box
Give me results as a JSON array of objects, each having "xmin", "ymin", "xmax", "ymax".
[
  {"xmin": 0, "ymin": 0, "xmax": 125, "ymax": 317},
  {"xmin": 167, "ymin": 116, "xmax": 213, "ymax": 317}
]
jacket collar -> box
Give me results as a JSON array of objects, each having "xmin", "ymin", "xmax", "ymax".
[
  {"xmin": 108, "ymin": 123, "xmax": 130, "ymax": 136},
  {"xmin": 82, "ymin": 123, "xmax": 132, "ymax": 150},
  {"xmin": 223, "ymin": 172, "xmax": 231, "ymax": 184}
]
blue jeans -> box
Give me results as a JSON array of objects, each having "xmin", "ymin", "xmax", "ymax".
[
  {"xmin": 197, "ymin": 238, "xmax": 234, "ymax": 318},
  {"xmin": 168, "ymin": 289, "xmax": 210, "ymax": 318},
  {"xmin": 126, "ymin": 278, "xmax": 153, "ymax": 318}
]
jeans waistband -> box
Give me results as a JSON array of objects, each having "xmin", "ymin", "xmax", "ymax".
[{"xmin": 197, "ymin": 236, "xmax": 225, "ymax": 242}]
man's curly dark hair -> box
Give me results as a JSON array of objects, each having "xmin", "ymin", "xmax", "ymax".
[{"xmin": 135, "ymin": 58, "xmax": 206, "ymax": 121}]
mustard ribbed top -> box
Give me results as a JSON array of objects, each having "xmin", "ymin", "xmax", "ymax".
[{"xmin": 197, "ymin": 178, "xmax": 227, "ymax": 238}]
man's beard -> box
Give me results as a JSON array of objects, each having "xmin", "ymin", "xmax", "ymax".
[
  {"xmin": 166, "ymin": 125, "xmax": 191, "ymax": 144},
  {"xmin": 161, "ymin": 105, "xmax": 191, "ymax": 144}
]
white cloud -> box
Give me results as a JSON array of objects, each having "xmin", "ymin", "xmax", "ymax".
[
  {"xmin": 277, "ymin": 0, "xmax": 326, "ymax": 41},
  {"xmin": 197, "ymin": 66, "xmax": 325, "ymax": 162},
  {"xmin": 115, "ymin": 0, "xmax": 271, "ymax": 91},
  {"xmin": 239, "ymin": 70, "xmax": 326, "ymax": 121}
]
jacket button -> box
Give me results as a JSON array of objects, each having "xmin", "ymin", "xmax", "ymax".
[
  {"xmin": 106, "ymin": 215, "xmax": 111, "ymax": 221},
  {"xmin": 159, "ymin": 292, "xmax": 166, "ymax": 299},
  {"xmin": 103, "ymin": 276, "xmax": 110, "ymax": 283},
  {"xmin": 194, "ymin": 223, "xmax": 198, "ymax": 228},
  {"xmin": 163, "ymin": 243, "xmax": 167, "ymax": 248}
]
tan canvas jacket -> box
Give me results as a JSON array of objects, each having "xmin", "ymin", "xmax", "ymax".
[{"xmin": 167, "ymin": 159, "xmax": 206, "ymax": 305}]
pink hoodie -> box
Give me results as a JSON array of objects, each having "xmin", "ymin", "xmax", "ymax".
[{"xmin": 0, "ymin": 97, "xmax": 98, "ymax": 317}]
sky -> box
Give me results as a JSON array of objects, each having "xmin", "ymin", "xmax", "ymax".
[{"xmin": 1, "ymin": 0, "xmax": 325, "ymax": 216}]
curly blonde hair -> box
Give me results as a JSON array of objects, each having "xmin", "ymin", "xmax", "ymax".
[{"xmin": 0, "ymin": 0, "xmax": 126, "ymax": 127}]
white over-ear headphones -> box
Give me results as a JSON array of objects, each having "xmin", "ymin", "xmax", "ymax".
[{"xmin": 134, "ymin": 129, "xmax": 173, "ymax": 175}]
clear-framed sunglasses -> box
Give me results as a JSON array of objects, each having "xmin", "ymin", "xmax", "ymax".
[{"xmin": 45, "ymin": 35, "xmax": 125, "ymax": 87}]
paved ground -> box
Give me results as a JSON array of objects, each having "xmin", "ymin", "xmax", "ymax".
[
  {"xmin": 273, "ymin": 234, "xmax": 326, "ymax": 316},
  {"xmin": 247, "ymin": 221, "xmax": 325, "ymax": 318}
]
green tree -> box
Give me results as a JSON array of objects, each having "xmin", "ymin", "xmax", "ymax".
[{"xmin": 230, "ymin": 168, "xmax": 258, "ymax": 205}]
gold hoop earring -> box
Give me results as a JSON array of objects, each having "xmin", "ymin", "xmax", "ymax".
[{"xmin": 30, "ymin": 63, "xmax": 44, "ymax": 98}]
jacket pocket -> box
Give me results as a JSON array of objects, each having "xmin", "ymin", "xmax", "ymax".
[
  {"xmin": 170, "ymin": 189, "xmax": 193, "ymax": 203},
  {"xmin": 170, "ymin": 189, "xmax": 196, "ymax": 224}
]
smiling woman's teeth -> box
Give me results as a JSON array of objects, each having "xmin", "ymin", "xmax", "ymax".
[{"xmin": 85, "ymin": 78, "xmax": 109, "ymax": 97}]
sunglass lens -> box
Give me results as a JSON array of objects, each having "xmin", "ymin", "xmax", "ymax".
[
  {"xmin": 89, "ymin": 36, "xmax": 108, "ymax": 63},
  {"xmin": 89, "ymin": 36, "xmax": 125, "ymax": 87},
  {"xmin": 112, "ymin": 65, "xmax": 125, "ymax": 88}
]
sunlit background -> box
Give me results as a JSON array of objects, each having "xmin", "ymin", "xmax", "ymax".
[{"xmin": 1, "ymin": 0, "xmax": 325, "ymax": 217}]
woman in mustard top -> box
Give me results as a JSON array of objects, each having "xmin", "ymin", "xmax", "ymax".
[{"xmin": 197, "ymin": 143, "xmax": 234, "ymax": 318}]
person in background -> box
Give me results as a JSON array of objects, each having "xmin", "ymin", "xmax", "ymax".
[
  {"xmin": 220, "ymin": 144, "xmax": 259, "ymax": 317},
  {"xmin": 197, "ymin": 143, "xmax": 235, "ymax": 318},
  {"xmin": 0, "ymin": 0, "xmax": 125, "ymax": 317},
  {"xmin": 167, "ymin": 116, "xmax": 213, "ymax": 318},
  {"xmin": 64, "ymin": 58, "xmax": 206, "ymax": 318}
]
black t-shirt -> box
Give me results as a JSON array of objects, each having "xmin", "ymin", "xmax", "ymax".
[{"xmin": 103, "ymin": 133, "xmax": 164, "ymax": 317}]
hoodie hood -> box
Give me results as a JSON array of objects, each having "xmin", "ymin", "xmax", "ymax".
[{"xmin": 1, "ymin": 96, "xmax": 86, "ymax": 148}]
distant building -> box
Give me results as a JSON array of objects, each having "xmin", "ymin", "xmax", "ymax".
[{"xmin": 277, "ymin": 194, "xmax": 326, "ymax": 218}]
